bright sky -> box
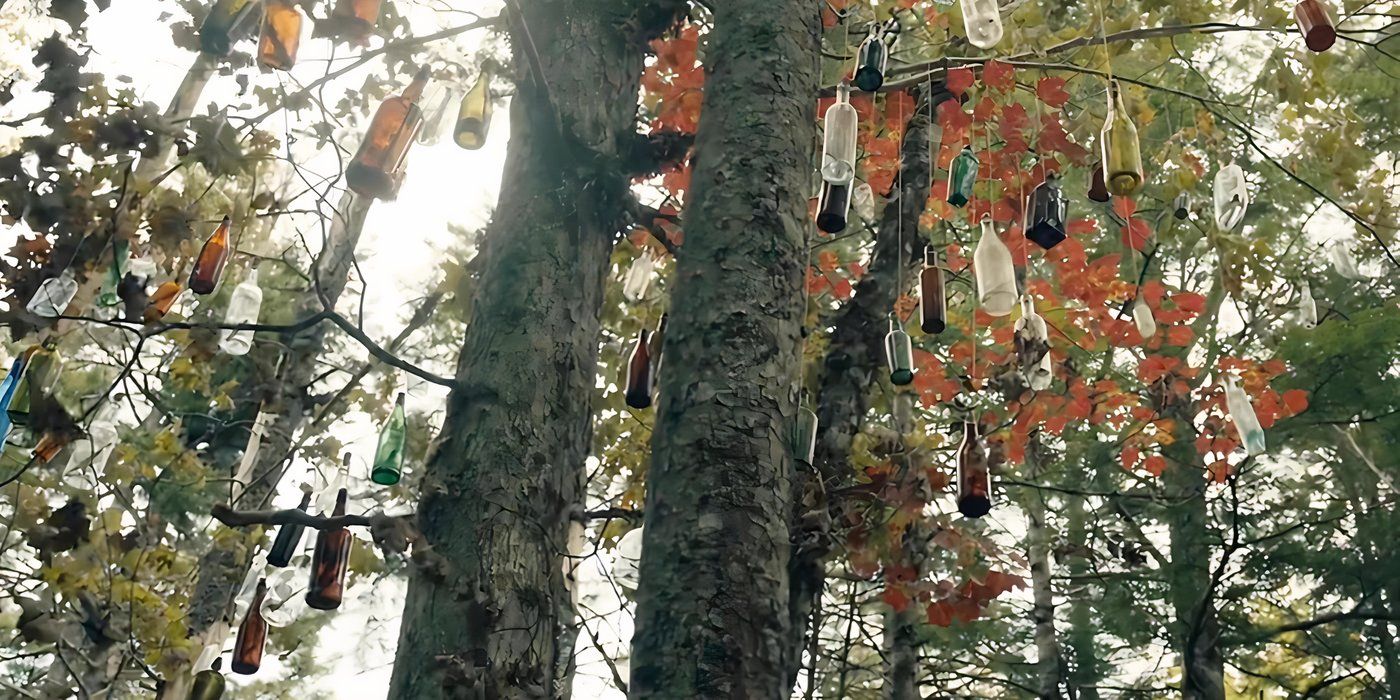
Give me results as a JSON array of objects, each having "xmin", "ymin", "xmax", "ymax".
[{"xmin": 1, "ymin": 0, "xmax": 633, "ymax": 696}]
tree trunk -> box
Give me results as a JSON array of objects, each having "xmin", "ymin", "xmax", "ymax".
[
  {"xmin": 1063, "ymin": 491, "xmax": 1101, "ymax": 700},
  {"xmin": 628, "ymin": 3, "xmax": 820, "ymax": 697},
  {"xmin": 134, "ymin": 52, "xmax": 217, "ymax": 182},
  {"xmin": 1024, "ymin": 436, "xmax": 1063, "ymax": 699},
  {"xmin": 385, "ymin": 1, "xmax": 675, "ymax": 697},
  {"xmin": 1163, "ymin": 439, "xmax": 1226, "ymax": 700},
  {"xmin": 162, "ymin": 191, "xmax": 372, "ymax": 699},
  {"xmin": 786, "ymin": 84, "xmax": 952, "ymax": 690}
]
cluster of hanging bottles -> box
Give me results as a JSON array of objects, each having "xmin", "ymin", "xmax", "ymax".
[{"xmin": 798, "ymin": 0, "xmax": 1343, "ymax": 518}]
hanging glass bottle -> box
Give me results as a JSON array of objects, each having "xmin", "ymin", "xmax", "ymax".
[
  {"xmin": 622, "ymin": 249, "xmax": 655, "ymax": 303},
  {"xmin": 267, "ymin": 489, "xmax": 311, "ymax": 568},
  {"xmin": 26, "ymin": 270, "xmax": 78, "ymax": 318},
  {"xmin": 853, "ymin": 23, "xmax": 889, "ymax": 92},
  {"xmin": 1223, "ymin": 376, "xmax": 1266, "ymax": 456},
  {"xmin": 144, "ymin": 281, "xmax": 183, "ymax": 323},
  {"xmin": 816, "ymin": 181, "xmax": 851, "ymax": 234},
  {"xmin": 189, "ymin": 216, "xmax": 232, "ymax": 295},
  {"xmin": 189, "ymin": 658, "xmax": 227, "ymax": 700},
  {"xmin": 624, "ymin": 328, "xmax": 654, "ymax": 409},
  {"xmin": 316, "ymin": 453, "xmax": 351, "ymax": 515},
  {"xmin": 454, "ymin": 69, "xmax": 493, "ymax": 150},
  {"xmin": 1294, "ymin": 0, "xmax": 1336, "ymax": 52},
  {"xmin": 918, "ymin": 246, "xmax": 947, "ymax": 334},
  {"xmin": 1100, "ymin": 81, "xmax": 1144, "ymax": 197},
  {"xmin": 305, "ymin": 488, "xmax": 352, "ymax": 610},
  {"xmin": 973, "ymin": 216, "xmax": 1016, "ymax": 316},
  {"xmin": 231, "ymin": 579, "xmax": 268, "ymax": 674},
  {"xmin": 1212, "ymin": 163, "xmax": 1249, "ymax": 231},
  {"xmin": 1327, "ymin": 241, "xmax": 1363, "ymax": 279},
  {"xmin": 219, "ymin": 266, "xmax": 263, "ymax": 356},
  {"xmin": 821, "ymin": 82, "xmax": 859, "ymax": 185},
  {"xmin": 851, "ymin": 182, "xmax": 875, "ymax": 222},
  {"xmin": 1014, "ymin": 296, "xmax": 1052, "ymax": 391},
  {"xmin": 7, "ymin": 343, "xmax": 59, "ymax": 428},
  {"xmin": 956, "ymin": 421, "xmax": 992, "ymax": 518},
  {"xmin": 63, "ymin": 403, "xmax": 118, "ymax": 480},
  {"xmin": 1025, "ymin": 173, "xmax": 1068, "ymax": 250},
  {"xmin": 884, "ymin": 319, "xmax": 915, "ymax": 386},
  {"xmin": 648, "ymin": 314, "xmax": 667, "ymax": 386},
  {"xmin": 1132, "ymin": 294, "xmax": 1156, "ymax": 340},
  {"xmin": 331, "ymin": 0, "xmax": 382, "ymax": 39},
  {"xmin": 417, "ymin": 86, "xmax": 456, "ymax": 146},
  {"xmin": 348, "ymin": 68, "xmax": 430, "ymax": 199},
  {"xmin": 98, "ymin": 240, "xmax": 129, "ymax": 307},
  {"xmin": 793, "ymin": 407, "xmax": 818, "ymax": 466},
  {"xmin": 1173, "ymin": 192, "xmax": 1191, "ymax": 220},
  {"xmin": 257, "ymin": 0, "xmax": 302, "ymax": 71},
  {"xmin": 946, "ymin": 146, "xmax": 978, "ymax": 207},
  {"xmin": 371, "ymin": 392, "xmax": 407, "ymax": 485},
  {"xmin": 960, "ymin": 0, "xmax": 1003, "ymax": 49},
  {"xmin": 1087, "ymin": 162, "xmax": 1111, "ymax": 203},
  {"xmin": 1298, "ymin": 282, "xmax": 1318, "ymax": 328},
  {"xmin": 200, "ymin": 0, "xmax": 260, "ymax": 57}
]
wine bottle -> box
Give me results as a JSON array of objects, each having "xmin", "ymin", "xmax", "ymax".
[
  {"xmin": 267, "ymin": 490, "xmax": 311, "ymax": 568},
  {"xmin": 305, "ymin": 488, "xmax": 352, "ymax": 610},
  {"xmin": 821, "ymin": 82, "xmax": 858, "ymax": 185},
  {"xmin": 816, "ymin": 181, "xmax": 851, "ymax": 234},
  {"xmin": 956, "ymin": 421, "xmax": 992, "ymax": 518},
  {"xmin": 188, "ymin": 658, "xmax": 227, "ymax": 700},
  {"xmin": 231, "ymin": 579, "xmax": 268, "ymax": 674},
  {"xmin": 624, "ymin": 329, "xmax": 653, "ymax": 409},
  {"xmin": 348, "ymin": 68, "xmax": 431, "ymax": 199},
  {"xmin": 453, "ymin": 70, "xmax": 493, "ymax": 150},
  {"xmin": 1100, "ymin": 81, "xmax": 1144, "ymax": 197},
  {"xmin": 972, "ymin": 216, "xmax": 1016, "ymax": 316},
  {"xmin": 189, "ymin": 216, "xmax": 232, "ymax": 295},
  {"xmin": 26, "ymin": 270, "xmax": 78, "ymax": 318},
  {"xmin": 884, "ymin": 319, "xmax": 915, "ymax": 386},
  {"xmin": 918, "ymin": 247, "xmax": 946, "ymax": 334}
]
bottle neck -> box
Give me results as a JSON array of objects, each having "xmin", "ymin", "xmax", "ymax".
[
  {"xmin": 332, "ymin": 488, "xmax": 348, "ymax": 516},
  {"xmin": 403, "ymin": 68, "xmax": 430, "ymax": 103}
]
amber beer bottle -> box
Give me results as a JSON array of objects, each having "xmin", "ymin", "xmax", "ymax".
[
  {"xmin": 331, "ymin": 0, "xmax": 382, "ymax": 38},
  {"xmin": 346, "ymin": 68, "xmax": 430, "ymax": 199},
  {"xmin": 624, "ymin": 329, "xmax": 653, "ymax": 409},
  {"xmin": 956, "ymin": 421, "xmax": 992, "ymax": 518},
  {"xmin": 189, "ymin": 216, "xmax": 232, "ymax": 295},
  {"xmin": 918, "ymin": 247, "xmax": 946, "ymax": 334},
  {"xmin": 258, "ymin": 0, "xmax": 302, "ymax": 71},
  {"xmin": 231, "ymin": 579, "xmax": 268, "ymax": 674},
  {"xmin": 144, "ymin": 281, "xmax": 182, "ymax": 323},
  {"xmin": 305, "ymin": 488, "xmax": 352, "ymax": 610}
]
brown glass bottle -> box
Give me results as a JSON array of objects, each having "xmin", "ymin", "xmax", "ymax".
[
  {"xmin": 258, "ymin": 0, "xmax": 302, "ymax": 71},
  {"xmin": 1087, "ymin": 162, "xmax": 1111, "ymax": 202},
  {"xmin": 144, "ymin": 281, "xmax": 182, "ymax": 323},
  {"xmin": 1294, "ymin": 0, "xmax": 1336, "ymax": 52},
  {"xmin": 624, "ymin": 329, "xmax": 653, "ymax": 409},
  {"xmin": 918, "ymin": 247, "xmax": 946, "ymax": 334},
  {"xmin": 346, "ymin": 68, "xmax": 430, "ymax": 199},
  {"xmin": 32, "ymin": 433, "xmax": 70, "ymax": 463},
  {"xmin": 305, "ymin": 488, "xmax": 352, "ymax": 610},
  {"xmin": 189, "ymin": 216, "xmax": 232, "ymax": 295},
  {"xmin": 331, "ymin": 0, "xmax": 382, "ymax": 38},
  {"xmin": 231, "ymin": 579, "xmax": 268, "ymax": 674},
  {"xmin": 648, "ymin": 314, "xmax": 667, "ymax": 385},
  {"xmin": 956, "ymin": 421, "xmax": 992, "ymax": 518}
]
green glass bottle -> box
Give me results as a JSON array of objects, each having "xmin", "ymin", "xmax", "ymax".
[
  {"xmin": 98, "ymin": 240, "xmax": 129, "ymax": 307},
  {"xmin": 947, "ymin": 146, "xmax": 978, "ymax": 207},
  {"xmin": 370, "ymin": 392, "xmax": 407, "ymax": 485},
  {"xmin": 1100, "ymin": 81, "xmax": 1144, "ymax": 197},
  {"xmin": 188, "ymin": 657, "xmax": 227, "ymax": 700},
  {"xmin": 884, "ymin": 319, "xmax": 915, "ymax": 386}
]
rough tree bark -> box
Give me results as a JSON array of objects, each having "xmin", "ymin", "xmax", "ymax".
[
  {"xmin": 1024, "ymin": 435, "xmax": 1064, "ymax": 699},
  {"xmin": 784, "ymin": 85, "xmax": 953, "ymax": 690},
  {"xmin": 385, "ymin": 1, "xmax": 682, "ymax": 697},
  {"xmin": 629, "ymin": 2, "xmax": 820, "ymax": 697}
]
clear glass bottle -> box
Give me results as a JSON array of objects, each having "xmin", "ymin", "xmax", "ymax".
[
  {"xmin": 267, "ymin": 490, "xmax": 311, "ymax": 568},
  {"xmin": 200, "ymin": 0, "xmax": 260, "ymax": 57},
  {"xmin": 1132, "ymin": 294, "xmax": 1156, "ymax": 340},
  {"xmin": 417, "ymin": 86, "xmax": 457, "ymax": 146},
  {"xmin": 305, "ymin": 488, "xmax": 352, "ymax": 610},
  {"xmin": 454, "ymin": 70, "xmax": 493, "ymax": 150},
  {"xmin": 884, "ymin": 319, "xmax": 915, "ymax": 386},
  {"xmin": 1100, "ymin": 81, "xmax": 1144, "ymax": 197},
  {"xmin": 219, "ymin": 266, "xmax": 263, "ymax": 355},
  {"xmin": 257, "ymin": 0, "xmax": 303, "ymax": 71},
  {"xmin": 231, "ymin": 579, "xmax": 268, "ymax": 674},
  {"xmin": 918, "ymin": 246, "xmax": 946, "ymax": 334},
  {"xmin": 622, "ymin": 249, "xmax": 655, "ymax": 303},
  {"xmin": 956, "ymin": 421, "xmax": 992, "ymax": 517},
  {"xmin": 1294, "ymin": 0, "xmax": 1336, "ymax": 52},
  {"xmin": 851, "ymin": 182, "xmax": 875, "ymax": 223},
  {"xmin": 63, "ymin": 403, "xmax": 118, "ymax": 479},
  {"xmin": 624, "ymin": 329, "xmax": 654, "ymax": 409},
  {"xmin": 1298, "ymin": 282, "xmax": 1318, "ymax": 328},
  {"xmin": 26, "ymin": 270, "xmax": 78, "ymax": 318},
  {"xmin": 960, "ymin": 0, "xmax": 1003, "ymax": 49},
  {"xmin": 946, "ymin": 146, "xmax": 978, "ymax": 207},
  {"xmin": 348, "ymin": 68, "xmax": 430, "ymax": 198},
  {"xmin": 1212, "ymin": 163, "xmax": 1249, "ymax": 231},
  {"xmin": 973, "ymin": 216, "xmax": 1016, "ymax": 316},
  {"xmin": 821, "ymin": 82, "xmax": 858, "ymax": 185},
  {"xmin": 1014, "ymin": 296, "xmax": 1051, "ymax": 390},
  {"xmin": 816, "ymin": 181, "xmax": 851, "ymax": 234},
  {"xmin": 793, "ymin": 407, "xmax": 818, "ymax": 466},
  {"xmin": 189, "ymin": 216, "xmax": 232, "ymax": 295},
  {"xmin": 1223, "ymin": 376, "xmax": 1265, "ymax": 456},
  {"xmin": 370, "ymin": 392, "xmax": 407, "ymax": 485},
  {"xmin": 1025, "ymin": 173, "xmax": 1068, "ymax": 250}
]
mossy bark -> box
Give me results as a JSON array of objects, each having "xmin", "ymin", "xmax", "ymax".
[{"xmin": 628, "ymin": 2, "xmax": 820, "ymax": 697}]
